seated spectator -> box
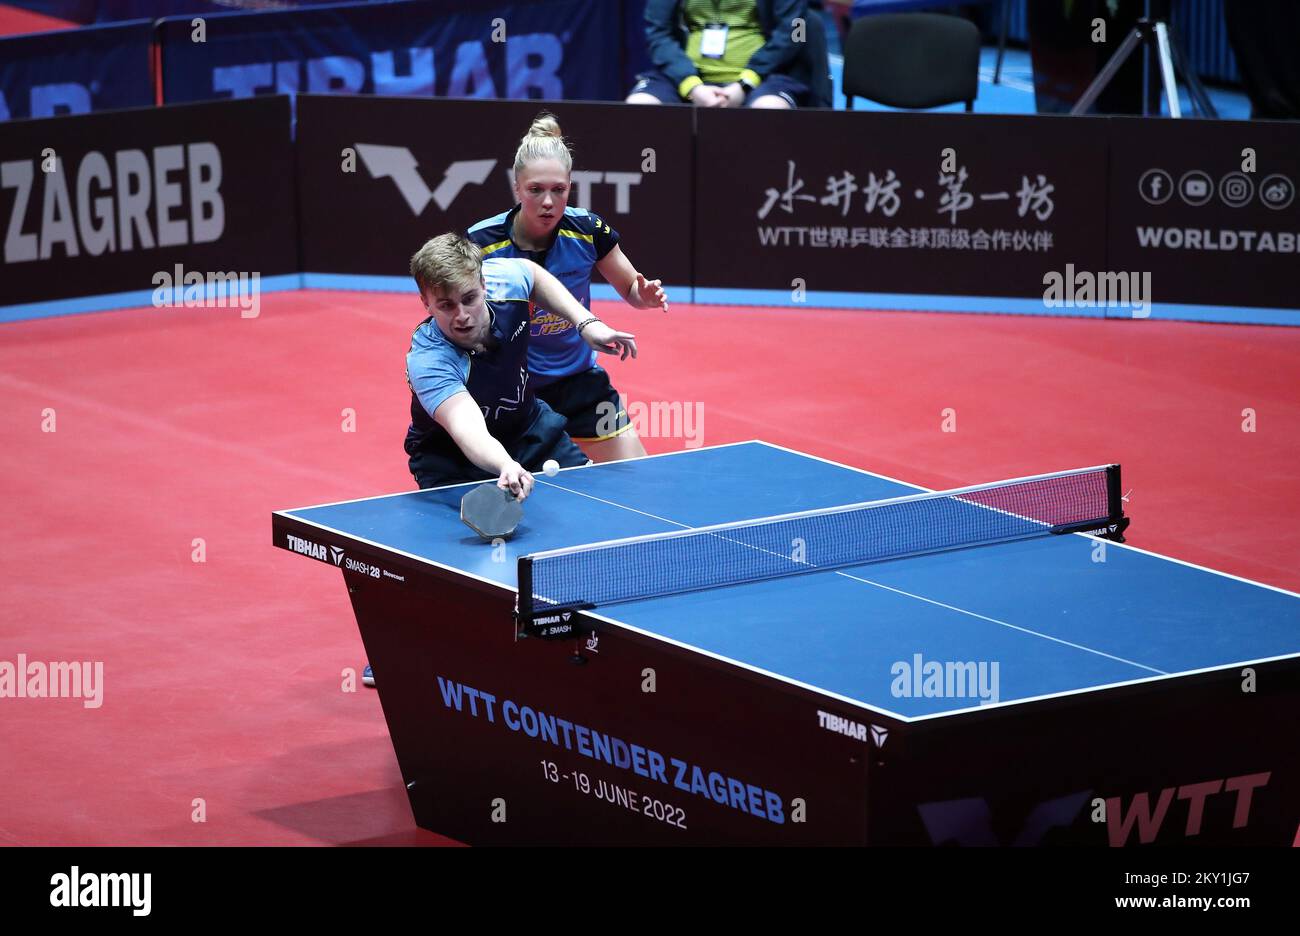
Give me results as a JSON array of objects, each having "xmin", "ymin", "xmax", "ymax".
[{"xmin": 627, "ymin": 0, "xmax": 830, "ymax": 109}]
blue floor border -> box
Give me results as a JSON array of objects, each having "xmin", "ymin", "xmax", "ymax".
[
  {"xmin": 692, "ymin": 288, "xmax": 1299, "ymax": 326},
  {"xmin": 0, "ymin": 274, "xmax": 304, "ymax": 324},
  {"xmin": 301, "ymin": 273, "xmax": 410, "ymax": 292},
  {"xmin": 3, "ymin": 276, "xmax": 1294, "ymax": 327},
  {"xmin": 299, "ymin": 274, "xmax": 694, "ymax": 305}
]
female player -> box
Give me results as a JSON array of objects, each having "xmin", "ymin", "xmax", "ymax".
[{"xmin": 467, "ymin": 113, "xmax": 668, "ymax": 462}]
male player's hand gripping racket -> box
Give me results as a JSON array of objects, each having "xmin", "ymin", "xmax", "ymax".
[{"xmin": 459, "ymin": 460, "xmax": 559, "ymax": 540}]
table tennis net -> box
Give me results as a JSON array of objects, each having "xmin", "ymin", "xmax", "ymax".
[{"xmin": 517, "ymin": 464, "xmax": 1124, "ymax": 622}]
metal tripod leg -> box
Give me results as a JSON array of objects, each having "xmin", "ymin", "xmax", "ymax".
[
  {"xmin": 1070, "ymin": 18, "xmax": 1211, "ymax": 119},
  {"xmin": 1167, "ymin": 25, "xmax": 1219, "ymax": 118},
  {"xmin": 1070, "ymin": 25, "xmax": 1145, "ymax": 115},
  {"xmin": 1152, "ymin": 20, "xmax": 1181, "ymax": 117},
  {"xmin": 993, "ymin": 0, "xmax": 1010, "ymax": 85}
]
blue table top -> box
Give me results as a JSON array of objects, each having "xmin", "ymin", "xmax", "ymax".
[{"xmin": 281, "ymin": 442, "xmax": 1300, "ymax": 719}]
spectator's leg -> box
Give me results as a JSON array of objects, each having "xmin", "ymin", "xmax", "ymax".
[
  {"xmin": 747, "ymin": 76, "xmax": 804, "ymax": 110},
  {"xmin": 626, "ymin": 70, "xmax": 679, "ymax": 105}
]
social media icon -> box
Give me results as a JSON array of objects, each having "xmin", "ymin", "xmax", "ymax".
[
  {"xmin": 1218, "ymin": 172, "xmax": 1254, "ymax": 208},
  {"xmin": 1178, "ymin": 170, "xmax": 1213, "ymax": 206},
  {"xmin": 1259, "ymin": 174, "xmax": 1294, "ymax": 210},
  {"xmin": 1138, "ymin": 169, "xmax": 1173, "ymax": 205}
]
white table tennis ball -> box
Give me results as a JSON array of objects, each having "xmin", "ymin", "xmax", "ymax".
[{"xmin": 543, "ymin": 460, "xmax": 560, "ymax": 477}]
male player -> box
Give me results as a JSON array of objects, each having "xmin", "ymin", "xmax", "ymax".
[
  {"xmin": 363, "ymin": 234, "xmax": 638, "ymax": 688},
  {"xmin": 404, "ymin": 232, "xmax": 637, "ymax": 499}
]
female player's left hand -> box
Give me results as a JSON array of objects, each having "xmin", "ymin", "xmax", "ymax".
[
  {"xmin": 580, "ymin": 320, "xmax": 638, "ymax": 360},
  {"xmin": 635, "ymin": 273, "xmax": 669, "ymax": 312}
]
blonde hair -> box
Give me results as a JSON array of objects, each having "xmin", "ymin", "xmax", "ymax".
[
  {"xmin": 513, "ymin": 111, "xmax": 573, "ymax": 177},
  {"xmin": 410, "ymin": 233, "xmax": 481, "ymax": 297}
]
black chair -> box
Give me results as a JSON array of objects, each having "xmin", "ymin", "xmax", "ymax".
[{"xmin": 842, "ymin": 12, "xmax": 981, "ymax": 111}]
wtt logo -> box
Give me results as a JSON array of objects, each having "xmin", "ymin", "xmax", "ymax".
[
  {"xmin": 356, "ymin": 145, "xmax": 495, "ymax": 215},
  {"xmin": 1104, "ymin": 771, "xmax": 1271, "ymax": 846},
  {"xmin": 918, "ymin": 771, "xmax": 1274, "ymax": 846},
  {"xmin": 355, "ymin": 144, "xmax": 644, "ymax": 217}
]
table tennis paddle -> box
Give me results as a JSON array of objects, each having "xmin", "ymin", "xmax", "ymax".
[{"xmin": 460, "ymin": 483, "xmax": 524, "ymax": 540}]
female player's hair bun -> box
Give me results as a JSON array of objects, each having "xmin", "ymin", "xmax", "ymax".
[
  {"xmin": 514, "ymin": 110, "xmax": 573, "ymax": 175},
  {"xmin": 527, "ymin": 112, "xmax": 563, "ymax": 139}
]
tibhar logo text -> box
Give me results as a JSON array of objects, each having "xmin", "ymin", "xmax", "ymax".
[
  {"xmin": 0, "ymin": 82, "xmax": 95, "ymax": 121},
  {"xmin": 2, "ymin": 144, "xmax": 224, "ymax": 264},
  {"xmin": 1042, "ymin": 264, "xmax": 1152, "ymax": 318},
  {"xmin": 212, "ymin": 38, "xmax": 566, "ymax": 100},
  {"xmin": 0, "ymin": 654, "xmax": 103, "ymax": 709},
  {"xmin": 50, "ymin": 867, "xmax": 150, "ymax": 917},
  {"xmin": 284, "ymin": 534, "xmax": 327, "ymax": 561},
  {"xmin": 817, "ymin": 710, "xmax": 868, "ymax": 741}
]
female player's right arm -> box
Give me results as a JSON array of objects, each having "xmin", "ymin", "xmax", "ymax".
[
  {"xmin": 595, "ymin": 244, "xmax": 668, "ymax": 312},
  {"xmin": 434, "ymin": 392, "xmax": 534, "ymax": 499}
]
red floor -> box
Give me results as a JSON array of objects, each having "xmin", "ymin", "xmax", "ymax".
[{"xmin": 2, "ymin": 292, "xmax": 1297, "ymax": 845}]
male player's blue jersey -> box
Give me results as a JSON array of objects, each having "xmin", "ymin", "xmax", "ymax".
[
  {"xmin": 403, "ymin": 257, "xmax": 537, "ymax": 455},
  {"xmin": 467, "ymin": 204, "xmax": 620, "ymax": 387}
]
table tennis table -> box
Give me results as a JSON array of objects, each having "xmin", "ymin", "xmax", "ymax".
[{"xmin": 272, "ymin": 441, "xmax": 1299, "ymax": 845}]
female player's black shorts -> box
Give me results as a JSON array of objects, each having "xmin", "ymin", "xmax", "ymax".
[
  {"xmin": 407, "ymin": 399, "xmax": 587, "ymax": 490},
  {"xmin": 535, "ymin": 365, "xmax": 633, "ymax": 443}
]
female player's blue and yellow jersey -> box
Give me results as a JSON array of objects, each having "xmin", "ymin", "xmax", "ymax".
[{"xmin": 467, "ymin": 205, "xmax": 620, "ymax": 388}]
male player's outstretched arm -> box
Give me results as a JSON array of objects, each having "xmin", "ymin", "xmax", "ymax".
[
  {"xmin": 524, "ymin": 261, "xmax": 639, "ymax": 360},
  {"xmin": 433, "ymin": 393, "xmax": 534, "ymax": 499}
]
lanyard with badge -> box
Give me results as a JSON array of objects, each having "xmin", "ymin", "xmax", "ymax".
[{"xmin": 700, "ymin": 0, "xmax": 728, "ymax": 58}]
